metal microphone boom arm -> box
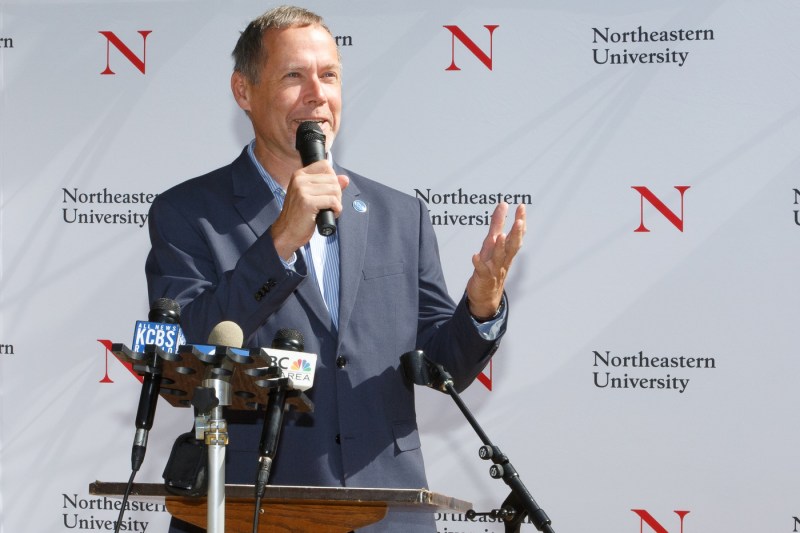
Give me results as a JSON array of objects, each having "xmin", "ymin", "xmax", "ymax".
[{"xmin": 400, "ymin": 350, "xmax": 555, "ymax": 533}]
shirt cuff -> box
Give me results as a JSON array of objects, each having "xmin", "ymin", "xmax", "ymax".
[
  {"xmin": 280, "ymin": 252, "xmax": 297, "ymax": 271},
  {"xmin": 470, "ymin": 295, "xmax": 507, "ymax": 341}
]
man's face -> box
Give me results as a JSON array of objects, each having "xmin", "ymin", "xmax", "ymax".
[{"xmin": 236, "ymin": 24, "xmax": 342, "ymax": 165}]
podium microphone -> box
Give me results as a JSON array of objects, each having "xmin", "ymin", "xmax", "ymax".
[
  {"xmin": 114, "ymin": 298, "xmax": 182, "ymax": 533},
  {"xmin": 255, "ymin": 328, "xmax": 306, "ymax": 496},
  {"xmin": 131, "ymin": 297, "xmax": 183, "ymax": 472},
  {"xmin": 206, "ymin": 320, "xmax": 244, "ymax": 350},
  {"xmin": 251, "ymin": 328, "xmax": 310, "ymax": 533},
  {"xmin": 296, "ymin": 120, "xmax": 335, "ymax": 236}
]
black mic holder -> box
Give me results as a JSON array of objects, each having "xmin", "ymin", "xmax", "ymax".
[
  {"xmin": 422, "ymin": 360, "xmax": 555, "ymax": 533},
  {"xmin": 110, "ymin": 343, "xmax": 313, "ymax": 412}
]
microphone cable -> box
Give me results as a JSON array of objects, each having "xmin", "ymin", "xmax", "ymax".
[{"xmin": 113, "ymin": 470, "xmax": 137, "ymax": 533}]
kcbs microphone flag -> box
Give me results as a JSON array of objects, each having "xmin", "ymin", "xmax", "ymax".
[{"xmin": 132, "ymin": 321, "xmax": 186, "ymax": 353}]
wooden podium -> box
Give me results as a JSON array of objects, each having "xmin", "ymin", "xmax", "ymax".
[
  {"xmin": 90, "ymin": 481, "xmax": 471, "ymax": 532},
  {"xmin": 104, "ymin": 344, "xmax": 472, "ymax": 530}
]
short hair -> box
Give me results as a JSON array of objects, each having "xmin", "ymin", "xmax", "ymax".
[{"xmin": 232, "ymin": 5, "xmax": 335, "ymax": 84}]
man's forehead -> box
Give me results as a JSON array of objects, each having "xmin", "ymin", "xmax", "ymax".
[
  {"xmin": 264, "ymin": 24, "xmax": 334, "ymax": 47},
  {"xmin": 281, "ymin": 54, "xmax": 341, "ymax": 67},
  {"xmin": 263, "ymin": 26, "xmax": 339, "ymax": 63}
]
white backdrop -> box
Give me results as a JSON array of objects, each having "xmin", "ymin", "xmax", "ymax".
[{"xmin": 2, "ymin": 1, "xmax": 800, "ymax": 532}]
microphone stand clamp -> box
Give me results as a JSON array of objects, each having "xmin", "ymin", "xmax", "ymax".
[{"xmin": 194, "ymin": 368, "xmax": 232, "ymax": 533}]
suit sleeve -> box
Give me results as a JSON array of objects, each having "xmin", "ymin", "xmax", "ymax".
[
  {"xmin": 144, "ymin": 191, "xmax": 306, "ymax": 345},
  {"xmin": 413, "ymin": 198, "xmax": 506, "ymax": 392}
]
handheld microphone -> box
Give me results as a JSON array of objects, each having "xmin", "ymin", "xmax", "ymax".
[
  {"xmin": 256, "ymin": 328, "xmax": 306, "ymax": 495},
  {"xmin": 131, "ymin": 298, "xmax": 184, "ymax": 472},
  {"xmin": 296, "ymin": 121, "xmax": 336, "ymax": 237}
]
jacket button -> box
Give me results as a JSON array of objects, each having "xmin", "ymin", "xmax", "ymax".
[
  {"xmin": 336, "ymin": 356, "xmax": 347, "ymax": 368},
  {"xmin": 335, "ymin": 433, "xmax": 341, "ymax": 444}
]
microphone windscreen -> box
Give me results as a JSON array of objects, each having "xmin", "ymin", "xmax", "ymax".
[
  {"xmin": 207, "ymin": 321, "xmax": 244, "ymax": 348},
  {"xmin": 272, "ymin": 328, "xmax": 305, "ymax": 352},
  {"xmin": 295, "ymin": 121, "xmax": 325, "ymax": 149},
  {"xmin": 295, "ymin": 121, "xmax": 326, "ymax": 167},
  {"xmin": 148, "ymin": 297, "xmax": 181, "ymax": 323}
]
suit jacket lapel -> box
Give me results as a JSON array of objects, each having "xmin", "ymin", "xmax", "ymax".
[
  {"xmin": 336, "ymin": 171, "xmax": 367, "ymax": 343},
  {"xmin": 231, "ymin": 150, "xmax": 277, "ymax": 238}
]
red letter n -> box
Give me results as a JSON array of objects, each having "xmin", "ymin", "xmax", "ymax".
[
  {"xmin": 632, "ymin": 186, "xmax": 691, "ymax": 232},
  {"xmin": 476, "ymin": 360, "xmax": 493, "ymax": 391},
  {"xmin": 99, "ymin": 30, "xmax": 152, "ymax": 75},
  {"xmin": 443, "ymin": 25, "xmax": 499, "ymax": 71},
  {"xmin": 631, "ymin": 509, "xmax": 690, "ymax": 533}
]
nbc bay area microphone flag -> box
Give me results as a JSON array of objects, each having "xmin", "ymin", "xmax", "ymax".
[{"xmin": 260, "ymin": 348, "xmax": 318, "ymax": 392}]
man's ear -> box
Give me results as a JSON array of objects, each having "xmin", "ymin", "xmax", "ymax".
[{"xmin": 231, "ymin": 71, "xmax": 252, "ymax": 113}]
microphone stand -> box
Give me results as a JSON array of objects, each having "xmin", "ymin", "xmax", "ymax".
[
  {"xmin": 194, "ymin": 363, "xmax": 232, "ymax": 533},
  {"xmin": 427, "ymin": 362, "xmax": 554, "ymax": 533}
]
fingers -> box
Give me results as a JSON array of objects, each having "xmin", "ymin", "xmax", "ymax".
[
  {"xmin": 270, "ymin": 162, "xmax": 344, "ymax": 259},
  {"xmin": 503, "ymin": 204, "xmax": 526, "ymax": 265},
  {"xmin": 287, "ymin": 162, "xmax": 344, "ymax": 216},
  {"xmin": 479, "ymin": 203, "xmax": 526, "ymax": 267},
  {"xmin": 489, "ymin": 201, "xmax": 510, "ymax": 234},
  {"xmin": 338, "ymin": 173, "xmax": 350, "ymax": 191},
  {"xmin": 466, "ymin": 203, "xmax": 526, "ymax": 314},
  {"xmin": 478, "ymin": 202, "xmax": 509, "ymax": 259}
]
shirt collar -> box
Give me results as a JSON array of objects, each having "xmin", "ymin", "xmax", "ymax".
[{"xmin": 246, "ymin": 139, "xmax": 334, "ymax": 204}]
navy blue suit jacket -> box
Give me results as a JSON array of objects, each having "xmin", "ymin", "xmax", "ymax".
[{"xmin": 146, "ymin": 149, "xmax": 505, "ymax": 531}]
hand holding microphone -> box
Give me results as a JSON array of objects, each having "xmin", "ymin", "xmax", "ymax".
[
  {"xmin": 296, "ymin": 121, "xmax": 336, "ymax": 237},
  {"xmin": 270, "ymin": 122, "xmax": 349, "ymax": 259}
]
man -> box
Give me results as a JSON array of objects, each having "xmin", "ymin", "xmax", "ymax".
[{"xmin": 145, "ymin": 6, "xmax": 525, "ymax": 532}]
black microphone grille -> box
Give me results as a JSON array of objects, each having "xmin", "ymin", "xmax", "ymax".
[
  {"xmin": 273, "ymin": 328, "xmax": 305, "ymax": 351},
  {"xmin": 295, "ymin": 121, "xmax": 325, "ymax": 147},
  {"xmin": 152, "ymin": 297, "xmax": 180, "ymax": 312},
  {"xmin": 149, "ymin": 297, "xmax": 181, "ymax": 323}
]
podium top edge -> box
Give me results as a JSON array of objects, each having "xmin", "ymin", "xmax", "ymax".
[{"xmin": 89, "ymin": 481, "xmax": 472, "ymax": 512}]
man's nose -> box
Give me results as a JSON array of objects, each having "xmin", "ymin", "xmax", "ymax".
[{"xmin": 303, "ymin": 76, "xmax": 327, "ymax": 105}]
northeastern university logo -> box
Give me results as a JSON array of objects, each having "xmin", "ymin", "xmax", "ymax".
[
  {"xmin": 444, "ymin": 24, "xmax": 498, "ymax": 71},
  {"xmin": 632, "ymin": 186, "xmax": 691, "ymax": 233},
  {"xmin": 98, "ymin": 30, "xmax": 151, "ymax": 75},
  {"xmin": 633, "ymin": 509, "xmax": 690, "ymax": 533}
]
